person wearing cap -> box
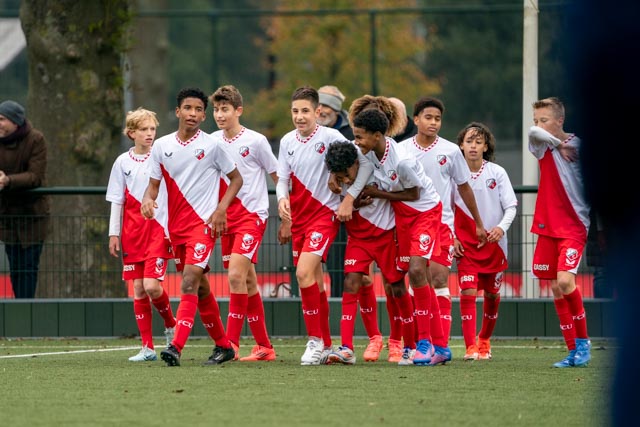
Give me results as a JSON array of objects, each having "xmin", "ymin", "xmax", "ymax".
[
  {"xmin": 318, "ymin": 85, "xmax": 354, "ymax": 140},
  {"xmin": 0, "ymin": 100, "xmax": 50, "ymax": 298}
]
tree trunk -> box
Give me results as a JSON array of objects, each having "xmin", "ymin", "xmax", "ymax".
[
  {"xmin": 127, "ymin": 0, "xmax": 170, "ymax": 137},
  {"xmin": 20, "ymin": 0, "xmax": 131, "ymax": 297}
]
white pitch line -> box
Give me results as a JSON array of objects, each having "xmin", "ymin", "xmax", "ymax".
[{"xmin": 0, "ymin": 346, "xmax": 139, "ymax": 359}]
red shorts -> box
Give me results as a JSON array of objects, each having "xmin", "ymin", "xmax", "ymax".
[
  {"xmin": 458, "ymin": 271, "xmax": 503, "ymax": 294},
  {"xmin": 394, "ymin": 202, "xmax": 442, "ymax": 272},
  {"xmin": 122, "ymin": 257, "xmax": 169, "ymax": 281},
  {"xmin": 173, "ymin": 235, "xmax": 216, "ymax": 273},
  {"xmin": 221, "ymin": 218, "xmax": 267, "ymax": 269},
  {"xmin": 430, "ymin": 222, "xmax": 454, "ymax": 268},
  {"xmin": 532, "ymin": 235, "xmax": 584, "ymax": 279},
  {"xmin": 291, "ymin": 218, "xmax": 339, "ymax": 266},
  {"xmin": 344, "ymin": 229, "xmax": 405, "ymax": 284}
]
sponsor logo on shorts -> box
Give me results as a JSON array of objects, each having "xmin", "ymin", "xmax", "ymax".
[
  {"xmin": 292, "ymin": 250, "xmax": 299, "ymax": 258},
  {"xmin": 222, "ymin": 255, "xmax": 231, "ymax": 262},
  {"xmin": 123, "ymin": 264, "xmax": 135, "ymax": 272},
  {"xmin": 460, "ymin": 274, "xmax": 475, "ymax": 283},
  {"xmin": 533, "ymin": 263, "xmax": 550, "ymax": 271},
  {"xmin": 399, "ymin": 256, "xmax": 410, "ymax": 263},
  {"xmin": 344, "ymin": 259, "xmax": 357, "ymax": 266}
]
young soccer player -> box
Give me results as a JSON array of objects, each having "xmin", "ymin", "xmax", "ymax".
[
  {"xmin": 106, "ymin": 108, "xmax": 176, "ymax": 362},
  {"xmin": 354, "ymin": 108, "xmax": 443, "ymax": 366},
  {"xmin": 528, "ymin": 97, "xmax": 591, "ymax": 367},
  {"xmin": 324, "ymin": 141, "xmax": 406, "ymax": 364},
  {"xmin": 345, "ymin": 94, "xmax": 409, "ymax": 362},
  {"xmin": 141, "ymin": 88, "xmax": 242, "ymax": 367},
  {"xmin": 276, "ymin": 86, "xmax": 372, "ymax": 365},
  {"xmin": 210, "ymin": 85, "xmax": 281, "ymax": 361},
  {"xmin": 399, "ymin": 97, "xmax": 487, "ymax": 365},
  {"xmin": 454, "ymin": 122, "xmax": 517, "ymax": 360}
]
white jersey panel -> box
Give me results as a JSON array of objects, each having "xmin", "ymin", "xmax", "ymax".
[{"xmin": 213, "ymin": 127, "xmax": 277, "ymax": 220}]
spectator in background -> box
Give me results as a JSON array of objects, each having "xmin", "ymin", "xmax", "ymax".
[
  {"xmin": 317, "ymin": 85, "xmax": 354, "ymax": 140},
  {"xmin": 0, "ymin": 100, "xmax": 50, "ymax": 299},
  {"xmin": 388, "ymin": 97, "xmax": 417, "ymax": 142}
]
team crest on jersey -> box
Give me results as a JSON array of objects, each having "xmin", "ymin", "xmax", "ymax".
[
  {"xmin": 239, "ymin": 146, "xmax": 250, "ymax": 158},
  {"xmin": 387, "ymin": 170, "xmax": 398, "ymax": 181},
  {"xmin": 195, "ymin": 149, "xmax": 205, "ymax": 160},
  {"xmin": 240, "ymin": 233, "xmax": 255, "ymax": 251},
  {"xmin": 419, "ymin": 233, "xmax": 432, "ymax": 251},
  {"xmin": 193, "ymin": 243, "xmax": 207, "ymax": 260},
  {"xmin": 565, "ymin": 248, "xmax": 579, "ymax": 266},
  {"xmin": 486, "ymin": 178, "xmax": 497, "ymax": 189},
  {"xmin": 164, "ymin": 152, "xmax": 173, "ymax": 158},
  {"xmin": 437, "ymin": 155, "xmax": 447, "ymax": 166},
  {"xmin": 309, "ymin": 231, "xmax": 324, "ymax": 249},
  {"xmin": 315, "ymin": 142, "xmax": 326, "ymax": 154}
]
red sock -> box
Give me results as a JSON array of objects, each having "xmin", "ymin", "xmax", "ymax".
[
  {"xmin": 460, "ymin": 294, "xmax": 477, "ymax": 349},
  {"xmin": 554, "ymin": 297, "xmax": 576, "ymax": 350},
  {"xmin": 133, "ymin": 297, "xmax": 154, "ymax": 349},
  {"xmin": 437, "ymin": 294, "xmax": 452, "ymax": 345},
  {"xmin": 340, "ymin": 292, "xmax": 358, "ymax": 350},
  {"xmin": 172, "ymin": 294, "xmax": 198, "ymax": 351},
  {"xmin": 226, "ymin": 293, "xmax": 248, "ymax": 346},
  {"xmin": 319, "ymin": 290, "xmax": 332, "ymax": 347},
  {"xmin": 300, "ymin": 284, "xmax": 322, "ymax": 339},
  {"xmin": 394, "ymin": 292, "xmax": 416, "ymax": 349},
  {"xmin": 198, "ymin": 293, "xmax": 231, "ymax": 348},
  {"xmin": 359, "ymin": 284, "xmax": 381, "ymax": 338},
  {"xmin": 247, "ymin": 293, "xmax": 271, "ymax": 348},
  {"xmin": 564, "ymin": 288, "xmax": 589, "ymax": 339},
  {"xmin": 151, "ymin": 289, "xmax": 176, "ymax": 328},
  {"xmin": 479, "ymin": 294, "xmax": 500, "ymax": 339},
  {"xmin": 412, "ymin": 286, "xmax": 431, "ymax": 341},
  {"xmin": 385, "ymin": 295, "xmax": 403, "ymax": 341},
  {"xmin": 429, "ymin": 287, "xmax": 446, "ymax": 348}
]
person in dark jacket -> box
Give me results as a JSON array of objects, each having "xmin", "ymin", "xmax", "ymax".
[{"xmin": 0, "ymin": 100, "xmax": 50, "ymax": 298}]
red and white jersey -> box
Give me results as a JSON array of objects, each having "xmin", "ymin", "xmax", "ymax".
[
  {"xmin": 344, "ymin": 175, "xmax": 395, "ymax": 240},
  {"xmin": 399, "ymin": 136, "xmax": 471, "ymax": 233},
  {"xmin": 454, "ymin": 160, "xmax": 518, "ymax": 258},
  {"xmin": 212, "ymin": 127, "xmax": 277, "ymax": 225},
  {"xmin": 277, "ymin": 125, "xmax": 348, "ymax": 234},
  {"xmin": 149, "ymin": 129, "xmax": 236, "ymax": 245},
  {"xmin": 528, "ymin": 126, "xmax": 590, "ymax": 242},
  {"xmin": 364, "ymin": 137, "xmax": 440, "ymax": 213},
  {"xmin": 106, "ymin": 148, "xmax": 169, "ymax": 262}
]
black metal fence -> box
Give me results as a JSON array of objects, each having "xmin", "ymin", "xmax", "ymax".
[{"xmin": 0, "ymin": 186, "xmax": 603, "ymax": 300}]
